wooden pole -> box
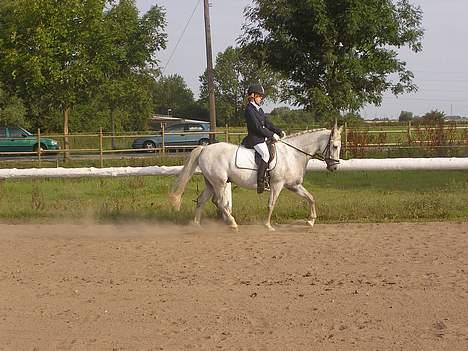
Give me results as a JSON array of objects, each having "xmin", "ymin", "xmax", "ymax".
[
  {"xmin": 204, "ymin": 0, "xmax": 217, "ymax": 143},
  {"xmin": 161, "ymin": 123, "xmax": 166, "ymax": 155},
  {"xmin": 37, "ymin": 128, "xmax": 41, "ymax": 165},
  {"xmin": 408, "ymin": 120, "xmax": 412, "ymax": 143},
  {"xmin": 344, "ymin": 122, "xmax": 348, "ymax": 159},
  {"xmin": 99, "ymin": 127, "xmax": 104, "ymax": 168}
]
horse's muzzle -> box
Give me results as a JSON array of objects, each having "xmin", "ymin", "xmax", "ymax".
[{"xmin": 326, "ymin": 158, "xmax": 340, "ymax": 172}]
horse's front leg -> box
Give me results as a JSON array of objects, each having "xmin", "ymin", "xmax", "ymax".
[
  {"xmin": 265, "ymin": 182, "xmax": 284, "ymax": 231},
  {"xmin": 286, "ymin": 184, "xmax": 317, "ymax": 227}
]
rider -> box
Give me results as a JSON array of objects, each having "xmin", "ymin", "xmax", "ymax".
[{"xmin": 242, "ymin": 83, "xmax": 286, "ymax": 193}]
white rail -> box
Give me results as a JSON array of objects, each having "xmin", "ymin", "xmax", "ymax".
[
  {"xmin": 0, "ymin": 158, "xmax": 467, "ymax": 179},
  {"xmin": 307, "ymin": 157, "xmax": 468, "ymax": 171}
]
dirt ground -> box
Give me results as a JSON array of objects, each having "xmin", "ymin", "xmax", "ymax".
[{"xmin": 0, "ymin": 221, "xmax": 466, "ymax": 351}]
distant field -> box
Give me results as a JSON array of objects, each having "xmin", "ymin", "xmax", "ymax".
[{"xmin": 0, "ymin": 170, "xmax": 466, "ymax": 224}]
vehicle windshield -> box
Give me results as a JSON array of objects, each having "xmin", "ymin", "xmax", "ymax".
[{"xmin": 10, "ymin": 127, "xmax": 32, "ymax": 137}]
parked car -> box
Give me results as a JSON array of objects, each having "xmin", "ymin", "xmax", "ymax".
[
  {"xmin": 132, "ymin": 122, "xmax": 211, "ymax": 151},
  {"xmin": 0, "ymin": 127, "xmax": 60, "ymax": 154}
]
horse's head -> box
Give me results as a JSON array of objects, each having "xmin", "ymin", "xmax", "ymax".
[{"xmin": 325, "ymin": 122, "xmax": 343, "ymax": 172}]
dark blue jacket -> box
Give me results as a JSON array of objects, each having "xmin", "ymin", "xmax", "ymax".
[{"xmin": 241, "ymin": 103, "xmax": 283, "ymax": 148}]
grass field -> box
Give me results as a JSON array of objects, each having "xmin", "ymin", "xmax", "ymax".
[{"xmin": 0, "ymin": 170, "xmax": 466, "ymax": 224}]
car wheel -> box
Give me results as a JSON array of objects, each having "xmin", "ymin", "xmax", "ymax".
[
  {"xmin": 142, "ymin": 140, "xmax": 157, "ymax": 152},
  {"xmin": 33, "ymin": 143, "xmax": 47, "ymax": 153},
  {"xmin": 198, "ymin": 138, "xmax": 210, "ymax": 146}
]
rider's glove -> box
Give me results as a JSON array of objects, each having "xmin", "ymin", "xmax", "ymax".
[
  {"xmin": 272, "ymin": 133, "xmax": 280, "ymax": 142},
  {"xmin": 280, "ymin": 131, "xmax": 286, "ymax": 138}
]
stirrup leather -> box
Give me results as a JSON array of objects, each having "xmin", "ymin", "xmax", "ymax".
[{"xmin": 264, "ymin": 171, "xmax": 271, "ymax": 191}]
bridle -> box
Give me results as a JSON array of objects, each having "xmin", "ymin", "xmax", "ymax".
[{"xmin": 279, "ymin": 131, "xmax": 340, "ymax": 166}]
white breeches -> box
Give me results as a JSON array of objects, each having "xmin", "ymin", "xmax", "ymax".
[{"xmin": 254, "ymin": 142, "xmax": 269, "ymax": 163}]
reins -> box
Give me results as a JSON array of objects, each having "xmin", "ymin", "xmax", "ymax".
[{"xmin": 278, "ymin": 139, "xmax": 326, "ymax": 161}]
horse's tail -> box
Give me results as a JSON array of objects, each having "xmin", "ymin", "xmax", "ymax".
[{"xmin": 169, "ymin": 145, "xmax": 204, "ymax": 211}]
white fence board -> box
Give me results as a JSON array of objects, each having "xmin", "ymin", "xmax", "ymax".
[{"xmin": 0, "ymin": 158, "xmax": 467, "ymax": 179}]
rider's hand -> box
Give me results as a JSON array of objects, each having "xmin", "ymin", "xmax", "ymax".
[
  {"xmin": 280, "ymin": 131, "xmax": 286, "ymax": 138},
  {"xmin": 272, "ymin": 133, "xmax": 280, "ymax": 142}
]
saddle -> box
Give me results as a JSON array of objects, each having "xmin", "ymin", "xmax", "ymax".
[{"xmin": 234, "ymin": 143, "xmax": 277, "ymax": 171}]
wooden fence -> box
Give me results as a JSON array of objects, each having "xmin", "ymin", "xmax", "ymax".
[{"xmin": 1, "ymin": 122, "xmax": 467, "ymax": 167}]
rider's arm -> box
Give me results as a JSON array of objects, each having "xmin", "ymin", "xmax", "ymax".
[
  {"xmin": 265, "ymin": 117, "xmax": 283, "ymax": 137},
  {"xmin": 246, "ymin": 106, "xmax": 275, "ymax": 139}
]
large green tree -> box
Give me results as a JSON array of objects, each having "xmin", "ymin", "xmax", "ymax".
[
  {"xmin": 1, "ymin": 0, "xmax": 110, "ymax": 155},
  {"xmin": 199, "ymin": 46, "xmax": 283, "ymax": 126},
  {"xmin": 241, "ymin": 0, "xmax": 424, "ymax": 118},
  {"xmin": 99, "ymin": 0, "xmax": 166, "ymax": 146},
  {"xmin": 0, "ymin": 0, "xmax": 166, "ymax": 155}
]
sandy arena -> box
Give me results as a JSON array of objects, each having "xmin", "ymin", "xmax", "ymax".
[{"xmin": 0, "ymin": 221, "xmax": 467, "ymax": 350}]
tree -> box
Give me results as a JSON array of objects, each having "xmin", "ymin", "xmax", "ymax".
[
  {"xmin": 399, "ymin": 110, "xmax": 413, "ymax": 122},
  {"xmin": 0, "ymin": 83, "xmax": 27, "ymax": 127},
  {"xmin": 241, "ymin": 0, "xmax": 424, "ymax": 118},
  {"xmin": 199, "ymin": 46, "xmax": 283, "ymax": 126},
  {"xmin": 269, "ymin": 107, "xmax": 317, "ymax": 127},
  {"xmin": 153, "ymin": 74, "xmax": 196, "ymax": 117},
  {"xmin": 0, "ymin": 0, "xmax": 111, "ymax": 157},
  {"xmin": 0, "ymin": 0, "xmax": 166, "ymax": 156},
  {"xmin": 421, "ymin": 110, "xmax": 445, "ymax": 124},
  {"xmin": 341, "ymin": 111, "xmax": 365, "ymax": 126},
  {"xmin": 99, "ymin": 0, "xmax": 166, "ymax": 146}
]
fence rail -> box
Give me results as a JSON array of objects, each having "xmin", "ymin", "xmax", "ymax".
[{"xmin": 1, "ymin": 122, "xmax": 467, "ymax": 167}]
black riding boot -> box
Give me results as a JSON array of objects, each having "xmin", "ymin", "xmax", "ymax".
[{"xmin": 257, "ymin": 159, "xmax": 268, "ymax": 194}]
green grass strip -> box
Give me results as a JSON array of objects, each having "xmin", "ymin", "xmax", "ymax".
[{"xmin": 0, "ymin": 171, "xmax": 466, "ymax": 224}]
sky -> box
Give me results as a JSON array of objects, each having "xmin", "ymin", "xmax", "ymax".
[{"xmin": 135, "ymin": 0, "xmax": 468, "ymax": 119}]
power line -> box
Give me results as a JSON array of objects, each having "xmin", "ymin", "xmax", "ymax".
[{"xmin": 162, "ymin": 0, "xmax": 202, "ymax": 75}]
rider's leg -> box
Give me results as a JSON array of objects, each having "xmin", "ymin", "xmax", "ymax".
[{"xmin": 254, "ymin": 142, "xmax": 270, "ymax": 194}]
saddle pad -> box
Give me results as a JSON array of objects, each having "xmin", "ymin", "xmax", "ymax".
[{"xmin": 234, "ymin": 145, "xmax": 277, "ymax": 171}]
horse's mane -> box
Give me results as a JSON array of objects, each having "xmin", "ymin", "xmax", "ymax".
[{"xmin": 283, "ymin": 128, "xmax": 327, "ymax": 139}]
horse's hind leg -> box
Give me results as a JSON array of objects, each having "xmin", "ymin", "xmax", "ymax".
[
  {"xmin": 286, "ymin": 184, "xmax": 317, "ymax": 227},
  {"xmin": 211, "ymin": 182, "xmax": 232, "ymax": 221},
  {"xmin": 194, "ymin": 178, "xmax": 214, "ymax": 225},
  {"xmin": 213, "ymin": 183, "xmax": 238, "ymax": 230}
]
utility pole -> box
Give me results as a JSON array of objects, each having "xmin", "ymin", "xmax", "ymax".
[{"xmin": 203, "ymin": 0, "xmax": 216, "ymax": 142}]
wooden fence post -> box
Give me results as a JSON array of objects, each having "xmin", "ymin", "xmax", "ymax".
[
  {"xmin": 37, "ymin": 128, "xmax": 41, "ymax": 165},
  {"xmin": 99, "ymin": 128, "xmax": 104, "ymax": 168},
  {"xmin": 408, "ymin": 120, "xmax": 412, "ymax": 143},
  {"xmin": 161, "ymin": 123, "xmax": 166, "ymax": 155},
  {"xmin": 344, "ymin": 122, "xmax": 348, "ymax": 159},
  {"xmin": 225, "ymin": 124, "xmax": 229, "ymax": 143}
]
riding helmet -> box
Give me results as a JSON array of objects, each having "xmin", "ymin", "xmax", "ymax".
[{"xmin": 247, "ymin": 84, "xmax": 265, "ymax": 96}]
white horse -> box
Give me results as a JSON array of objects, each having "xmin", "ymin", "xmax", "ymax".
[{"xmin": 170, "ymin": 123, "xmax": 343, "ymax": 231}]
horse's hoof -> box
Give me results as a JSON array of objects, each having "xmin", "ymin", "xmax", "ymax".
[
  {"xmin": 265, "ymin": 224, "xmax": 275, "ymax": 232},
  {"xmin": 229, "ymin": 225, "xmax": 239, "ymax": 232},
  {"xmin": 306, "ymin": 219, "xmax": 316, "ymax": 227}
]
